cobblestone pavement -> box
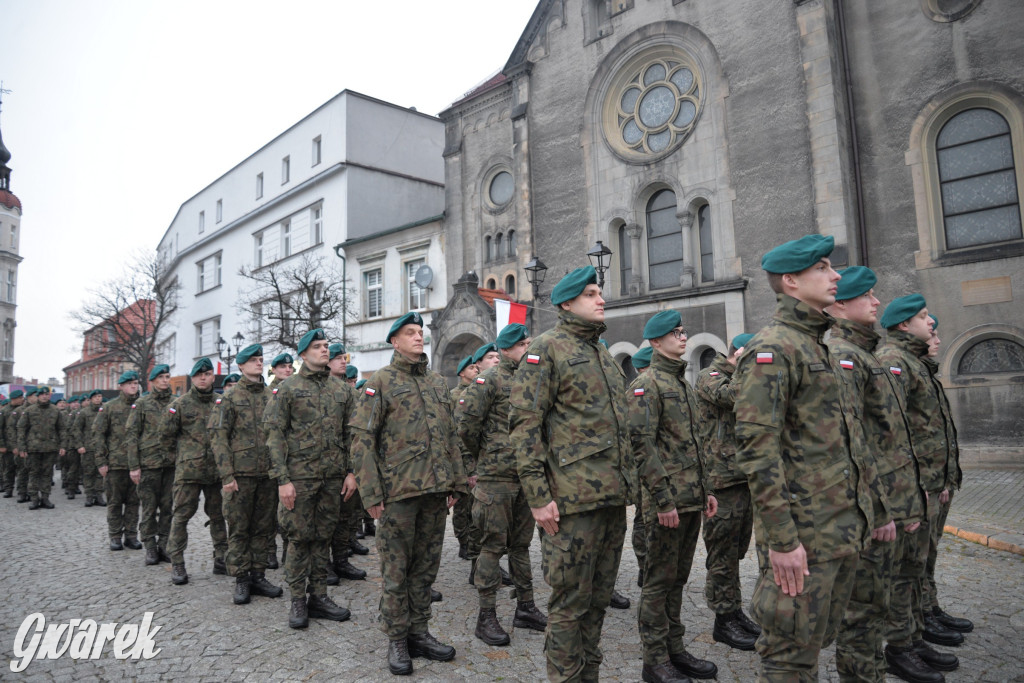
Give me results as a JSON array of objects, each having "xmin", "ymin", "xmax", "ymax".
[
  {"xmin": 946, "ymin": 467, "xmax": 1024, "ymax": 554},
  {"xmin": 2, "ymin": 472, "xmax": 1023, "ymax": 681}
]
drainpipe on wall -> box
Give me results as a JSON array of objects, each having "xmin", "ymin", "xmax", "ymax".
[
  {"xmin": 836, "ymin": 0, "xmax": 870, "ymax": 267},
  {"xmin": 333, "ymin": 245, "xmax": 347, "ymax": 345}
]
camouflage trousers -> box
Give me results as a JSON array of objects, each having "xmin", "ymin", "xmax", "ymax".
[
  {"xmin": 61, "ymin": 451, "xmax": 81, "ymax": 490},
  {"xmin": 104, "ymin": 469, "xmax": 140, "ymax": 541},
  {"xmin": 923, "ymin": 489, "xmax": 953, "ymax": 612},
  {"xmin": 278, "ymin": 477, "xmax": 342, "ymax": 599},
  {"xmin": 703, "ymin": 483, "xmax": 753, "ymax": 614},
  {"xmin": 166, "ymin": 482, "xmax": 227, "ymax": 565},
  {"xmin": 15, "ymin": 452, "xmax": 29, "ymax": 496},
  {"xmin": 639, "ymin": 505, "xmax": 702, "ymax": 666},
  {"xmin": 0, "ymin": 450, "xmax": 14, "ymax": 491},
  {"xmin": 632, "ymin": 503, "xmax": 647, "ymax": 572},
  {"xmin": 751, "ymin": 550, "xmax": 858, "ymax": 682},
  {"xmin": 453, "ymin": 491, "xmax": 481, "ymax": 559},
  {"xmin": 224, "ymin": 475, "xmax": 277, "ymax": 577},
  {"xmin": 137, "ymin": 467, "xmax": 175, "ymax": 551},
  {"xmin": 836, "ymin": 538, "xmax": 896, "ymax": 682},
  {"xmin": 473, "ymin": 481, "xmax": 535, "ymax": 609},
  {"xmin": 80, "ymin": 451, "xmax": 102, "ymax": 499},
  {"xmin": 886, "ymin": 522, "xmax": 929, "ymax": 648},
  {"xmin": 28, "ymin": 452, "xmax": 57, "ymax": 499},
  {"xmin": 330, "ymin": 483, "xmax": 360, "ymax": 562},
  {"xmin": 542, "ymin": 505, "xmax": 626, "ymax": 683},
  {"xmin": 377, "ymin": 493, "xmax": 448, "ymax": 639}
]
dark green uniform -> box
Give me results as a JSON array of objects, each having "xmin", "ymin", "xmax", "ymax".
[
  {"xmin": 829, "ymin": 319, "xmax": 926, "ymax": 680},
  {"xmin": 72, "ymin": 403, "xmax": 103, "ymax": 503},
  {"xmin": 60, "ymin": 405, "xmax": 81, "ymax": 496},
  {"xmin": 733, "ymin": 294, "xmax": 872, "ymax": 681},
  {"xmin": 125, "ymin": 388, "xmax": 176, "ymax": 553},
  {"xmin": 8, "ymin": 404, "xmax": 29, "ymax": 499},
  {"xmin": 350, "ymin": 352, "xmax": 467, "ymax": 640},
  {"xmin": 451, "ymin": 382, "xmax": 477, "ymax": 557},
  {"xmin": 263, "ymin": 364, "xmax": 353, "ymax": 599},
  {"xmin": 163, "ymin": 385, "xmax": 228, "ymax": 566},
  {"xmin": 695, "ymin": 353, "xmax": 754, "ymax": 617},
  {"xmin": 17, "ymin": 400, "xmax": 67, "ymax": 503},
  {"xmin": 629, "ymin": 350, "xmax": 708, "ymax": 668},
  {"xmin": 0, "ymin": 403, "xmax": 16, "ymax": 494},
  {"xmin": 509, "ymin": 311, "xmax": 635, "ymax": 682},
  {"xmin": 92, "ymin": 393, "xmax": 141, "ymax": 543}
]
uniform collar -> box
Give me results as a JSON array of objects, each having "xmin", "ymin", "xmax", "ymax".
[
  {"xmin": 299, "ymin": 362, "xmax": 330, "ymax": 381},
  {"xmin": 190, "ymin": 386, "xmax": 215, "ymax": 403},
  {"xmin": 557, "ymin": 310, "xmax": 606, "ymax": 342},
  {"xmin": 651, "ymin": 348, "xmax": 688, "ymax": 377},
  {"xmin": 391, "ymin": 351, "xmax": 429, "ymax": 376},
  {"xmin": 153, "ymin": 387, "xmax": 173, "ymax": 402},
  {"xmin": 886, "ymin": 328, "xmax": 930, "ymax": 358},
  {"xmin": 831, "ymin": 318, "xmax": 879, "ymax": 352},
  {"xmin": 773, "ymin": 293, "xmax": 835, "ymax": 340},
  {"xmin": 500, "ymin": 355, "xmax": 519, "ymax": 372},
  {"xmin": 240, "ymin": 375, "xmax": 265, "ymax": 392}
]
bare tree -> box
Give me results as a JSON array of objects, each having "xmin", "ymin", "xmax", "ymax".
[
  {"xmin": 71, "ymin": 250, "xmax": 180, "ymax": 390},
  {"xmin": 237, "ymin": 252, "xmax": 357, "ymax": 351}
]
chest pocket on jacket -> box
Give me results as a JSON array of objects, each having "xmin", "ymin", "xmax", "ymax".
[{"xmin": 568, "ymin": 357, "xmax": 589, "ymax": 367}]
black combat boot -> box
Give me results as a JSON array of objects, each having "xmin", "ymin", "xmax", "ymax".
[
  {"xmin": 249, "ymin": 572, "xmax": 283, "ymax": 598},
  {"xmin": 145, "ymin": 547, "xmax": 160, "ymax": 565},
  {"xmin": 39, "ymin": 496, "xmax": 54, "ymax": 509},
  {"xmin": 669, "ymin": 650, "xmax": 718, "ymax": 680},
  {"xmin": 66, "ymin": 489, "xmax": 74, "ymax": 499},
  {"xmin": 158, "ymin": 547, "xmax": 172, "ymax": 564},
  {"xmin": 637, "ymin": 568, "xmax": 644, "ymax": 588},
  {"xmin": 17, "ymin": 493, "xmax": 30, "ymax": 503},
  {"xmin": 325, "ymin": 564, "xmax": 340, "ymax": 586},
  {"xmin": 733, "ymin": 609, "xmax": 762, "ymax": 636},
  {"xmin": 109, "ymin": 537, "xmax": 123, "ymax": 551},
  {"xmin": 171, "ymin": 563, "xmax": 188, "ymax": 585},
  {"xmin": 913, "ymin": 640, "xmax": 959, "ymax": 672},
  {"xmin": 334, "ymin": 558, "xmax": 367, "ymax": 580},
  {"xmin": 266, "ymin": 552, "xmax": 279, "ymax": 569},
  {"xmin": 458, "ymin": 541, "xmax": 469, "ymax": 560},
  {"xmin": 288, "ymin": 597, "xmax": 308, "ymax": 629},
  {"xmin": 922, "ymin": 614, "xmax": 964, "ymax": 646},
  {"xmin": 2, "ymin": 489, "xmax": 12, "ymax": 498},
  {"xmin": 234, "ymin": 573, "xmax": 251, "ymax": 605},
  {"xmin": 84, "ymin": 496, "xmax": 94, "ymax": 507},
  {"xmin": 388, "ymin": 638, "xmax": 412, "ymax": 676},
  {"xmin": 468, "ymin": 559, "xmax": 476, "ymax": 586},
  {"xmin": 499, "ymin": 564, "xmax": 513, "ymax": 586},
  {"xmin": 124, "ymin": 537, "xmax": 143, "ymax": 550},
  {"xmin": 609, "ymin": 590, "xmax": 630, "ymax": 609},
  {"xmin": 430, "ymin": 588, "xmax": 443, "ymax": 603},
  {"xmin": 713, "ymin": 612, "xmax": 757, "ymax": 651},
  {"xmin": 363, "ymin": 518, "xmax": 375, "ymax": 537},
  {"xmin": 475, "ymin": 608, "xmax": 511, "ymax": 645},
  {"xmin": 407, "ymin": 632, "xmax": 456, "ymax": 661},
  {"xmin": 94, "ymin": 494, "xmax": 106, "ymax": 505},
  {"xmin": 513, "ymin": 600, "xmax": 547, "ymax": 631},
  {"xmin": 642, "ymin": 662, "xmax": 692, "ymax": 683},
  {"xmin": 307, "ymin": 593, "xmax": 350, "ymax": 621},
  {"xmin": 885, "ymin": 644, "xmax": 945, "ymax": 682},
  {"xmin": 349, "ymin": 539, "xmax": 369, "ymax": 556},
  {"xmin": 212, "ymin": 557, "xmax": 227, "ymax": 575},
  {"xmin": 29, "ymin": 495, "xmax": 41, "ymax": 510},
  {"xmin": 932, "ymin": 606, "xmax": 973, "ymax": 633}
]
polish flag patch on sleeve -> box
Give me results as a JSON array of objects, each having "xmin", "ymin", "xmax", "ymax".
[
  {"xmin": 633, "ymin": 388, "xmax": 645, "ymax": 396},
  {"xmin": 168, "ymin": 407, "xmax": 176, "ymax": 414},
  {"xmin": 272, "ymin": 388, "xmax": 278, "ymax": 395},
  {"xmin": 839, "ymin": 360, "xmax": 854, "ymax": 370},
  {"xmin": 756, "ymin": 352, "xmax": 774, "ymax": 364},
  {"xmin": 889, "ymin": 366, "xmax": 902, "ymax": 376},
  {"xmin": 709, "ymin": 371, "xmax": 720, "ymax": 377},
  {"xmin": 130, "ymin": 404, "xmax": 137, "ymax": 409},
  {"xmin": 526, "ymin": 354, "xmax": 541, "ymax": 364},
  {"xmin": 365, "ymin": 387, "xmax": 376, "ymax": 396},
  {"xmin": 215, "ymin": 398, "xmax": 222, "ymax": 404},
  {"xmin": 458, "ymin": 398, "xmax": 465, "ymax": 404},
  {"xmin": 476, "ymin": 377, "xmax": 486, "ymax": 384}
]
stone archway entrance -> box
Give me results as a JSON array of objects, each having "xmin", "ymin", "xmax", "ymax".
[{"xmin": 429, "ymin": 272, "xmax": 498, "ymax": 386}]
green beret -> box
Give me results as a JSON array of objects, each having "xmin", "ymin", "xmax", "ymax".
[
  {"xmin": 496, "ymin": 323, "xmax": 529, "ymax": 350},
  {"xmin": 37, "ymin": 386, "xmax": 51, "ymax": 394},
  {"xmin": 236, "ymin": 344, "xmax": 263, "ymax": 365},
  {"xmin": 271, "ymin": 353, "xmax": 294, "ymax": 368},
  {"xmin": 631, "ymin": 346, "xmax": 654, "ymax": 369},
  {"xmin": 345, "ymin": 365, "xmax": 358, "ymax": 379},
  {"xmin": 456, "ymin": 355, "xmax": 474, "ymax": 375},
  {"xmin": 189, "ymin": 358, "xmax": 214, "ymax": 377},
  {"xmin": 149, "ymin": 364, "xmax": 170, "ymax": 381},
  {"xmin": 8, "ymin": 389, "xmax": 22, "ymax": 399},
  {"xmin": 643, "ymin": 310, "xmax": 682, "ymax": 340},
  {"xmin": 329, "ymin": 343, "xmax": 346, "ymax": 360},
  {"xmin": 731, "ymin": 333, "xmax": 754, "ymax": 350},
  {"xmin": 834, "ymin": 266, "xmax": 877, "ymax": 301},
  {"xmin": 117, "ymin": 371, "xmax": 140, "ymax": 385},
  {"xmin": 53, "ymin": 396, "xmax": 64, "ymax": 404},
  {"xmin": 25, "ymin": 387, "xmax": 36, "ymax": 396},
  {"xmin": 929, "ymin": 314, "xmax": 938, "ymax": 331},
  {"xmin": 0, "ymin": 399, "xmax": 7, "ymax": 406},
  {"xmin": 220, "ymin": 373, "xmax": 240, "ymax": 388},
  {"xmin": 355, "ymin": 379, "xmax": 367, "ymax": 390},
  {"xmin": 880, "ymin": 294, "xmax": 927, "ymax": 329},
  {"xmin": 386, "ymin": 311, "xmax": 424, "ymax": 344},
  {"xmin": 472, "ymin": 342, "xmax": 497, "ymax": 364},
  {"xmin": 297, "ymin": 328, "xmax": 327, "ymax": 355},
  {"xmin": 89, "ymin": 389, "xmax": 103, "ymax": 399},
  {"xmin": 761, "ymin": 234, "xmax": 835, "ymax": 274},
  {"xmin": 551, "ymin": 265, "xmax": 598, "ymax": 305}
]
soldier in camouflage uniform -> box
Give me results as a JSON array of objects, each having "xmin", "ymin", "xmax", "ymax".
[
  {"xmin": 60, "ymin": 395, "xmax": 82, "ymax": 498},
  {"xmin": 220, "ymin": 373, "xmax": 240, "ymax": 393},
  {"xmin": 350, "ymin": 311, "xmax": 467, "ymax": 676},
  {"xmin": 458, "ymin": 323, "xmax": 547, "ymax": 647},
  {"xmin": 263, "ymin": 329, "xmax": 355, "ymax": 629},
  {"xmin": 0, "ymin": 389, "xmax": 24, "ymax": 497},
  {"xmin": 17, "ymin": 386, "xmax": 67, "ymax": 509},
  {"xmin": 733, "ymin": 235, "xmax": 873, "ymax": 682},
  {"xmin": 629, "ymin": 346, "xmax": 652, "ymax": 591},
  {"xmin": 162, "ymin": 358, "xmax": 229, "ymax": 584},
  {"xmin": 509, "ymin": 266, "xmax": 636, "ymax": 683},
  {"xmin": 450, "ymin": 355, "xmax": 477, "ymax": 559},
  {"xmin": 695, "ymin": 333, "xmax": 760, "ymax": 653},
  {"xmin": 629, "ymin": 311, "xmax": 718, "ymax": 683},
  {"xmin": 74, "ymin": 390, "xmax": 105, "ymax": 507},
  {"xmin": 266, "ymin": 352, "xmax": 294, "ymax": 569},
  {"xmin": 209, "ymin": 344, "xmax": 284, "ymax": 605},
  {"xmin": 125, "ymin": 365, "xmax": 176, "ymax": 565},
  {"xmin": 12, "ymin": 388, "xmax": 38, "ymax": 502},
  {"xmin": 826, "ymin": 269, "xmax": 936, "ymax": 683},
  {"xmin": 877, "ymin": 296, "xmax": 966, "ymax": 675},
  {"xmin": 93, "ymin": 373, "xmax": 143, "ymax": 550}
]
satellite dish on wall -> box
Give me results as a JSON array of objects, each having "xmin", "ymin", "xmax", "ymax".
[{"xmin": 415, "ymin": 265, "xmax": 434, "ymax": 290}]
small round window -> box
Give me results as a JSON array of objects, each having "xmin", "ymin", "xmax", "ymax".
[{"xmin": 489, "ymin": 171, "xmax": 514, "ymax": 206}]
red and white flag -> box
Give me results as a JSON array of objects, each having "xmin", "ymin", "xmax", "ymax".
[
  {"xmin": 756, "ymin": 352, "xmax": 774, "ymax": 364},
  {"xmin": 495, "ymin": 298, "xmax": 528, "ymax": 336}
]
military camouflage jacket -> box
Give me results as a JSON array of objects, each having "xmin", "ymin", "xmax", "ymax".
[
  {"xmin": 926, "ymin": 357, "xmax": 962, "ymax": 491},
  {"xmin": 92, "ymin": 393, "xmax": 139, "ymax": 470},
  {"xmin": 695, "ymin": 354, "xmax": 746, "ymax": 490},
  {"xmin": 210, "ymin": 375, "xmax": 272, "ymax": 484},
  {"xmin": 17, "ymin": 401, "xmax": 67, "ymax": 453},
  {"xmin": 4, "ymin": 404, "xmax": 24, "ymax": 452},
  {"xmin": 450, "ymin": 383, "xmax": 471, "ymax": 403},
  {"xmin": 509, "ymin": 311, "xmax": 635, "ymax": 516},
  {"xmin": 162, "ymin": 386, "xmax": 219, "ymax": 484},
  {"xmin": 457, "ymin": 355, "xmax": 519, "ymax": 483},
  {"xmin": 70, "ymin": 404, "xmax": 98, "ymax": 452},
  {"xmin": 263, "ymin": 363, "xmax": 353, "ymax": 484},
  {"xmin": 0, "ymin": 404, "xmax": 10, "ymax": 451},
  {"xmin": 124, "ymin": 388, "xmax": 176, "ymax": 470},
  {"xmin": 628, "ymin": 351, "xmax": 707, "ymax": 514},
  {"xmin": 734, "ymin": 294, "xmax": 871, "ymax": 564},
  {"xmin": 829, "ymin": 319, "xmax": 924, "ymax": 524},
  {"xmin": 876, "ymin": 331, "xmax": 958, "ymax": 493},
  {"xmin": 350, "ymin": 352, "xmax": 467, "ymax": 507}
]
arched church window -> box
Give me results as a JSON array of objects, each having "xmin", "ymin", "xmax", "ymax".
[
  {"xmin": 647, "ymin": 190, "xmax": 683, "ymax": 290},
  {"xmin": 957, "ymin": 337, "xmax": 1024, "ymax": 374}
]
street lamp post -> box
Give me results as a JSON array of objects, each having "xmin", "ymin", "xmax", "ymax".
[
  {"xmin": 525, "ymin": 255, "xmax": 549, "ymax": 332},
  {"xmin": 217, "ymin": 331, "xmax": 245, "ymax": 372},
  {"xmin": 587, "ymin": 240, "xmax": 613, "ymax": 289}
]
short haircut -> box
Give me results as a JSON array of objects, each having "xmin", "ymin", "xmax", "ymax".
[{"xmin": 767, "ymin": 272, "xmax": 784, "ymax": 294}]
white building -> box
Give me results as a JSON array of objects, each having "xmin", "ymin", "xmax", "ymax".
[{"xmin": 155, "ymin": 91, "xmax": 445, "ymax": 377}]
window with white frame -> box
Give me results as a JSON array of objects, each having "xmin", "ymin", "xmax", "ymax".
[
  {"xmin": 364, "ymin": 268, "xmax": 383, "ymax": 319},
  {"xmin": 282, "ymin": 221, "xmax": 292, "ymax": 257},
  {"xmin": 256, "ymin": 172, "xmax": 264, "ymax": 199},
  {"xmin": 282, "ymin": 156, "xmax": 290, "ymax": 184},
  {"xmin": 195, "ymin": 318, "xmax": 220, "ymax": 357},
  {"xmin": 197, "ymin": 253, "xmax": 222, "ymax": 293},
  {"xmin": 647, "ymin": 189, "xmax": 684, "ymax": 290},
  {"xmin": 405, "ymin": 258, "xmax": 427, "ymax": 311},
  {"xmin": 311, "ymin": 206, "xmax": 323, "ymax": 245},
  {"xmin": 9, "ymin": 225, "xmax": 15, "ymax": 250},
  {"xmin": 199, "ymin": 210, "xmax": 205, "ymax": 234},
  {"xmin": 254, "ymin": 232, "xmax": 264, "ymax": 268},
  {"xmin": 5, "ymin": 269, "xmax": 15, "ymax": 303},
  {"xmin": 312, "ymin": 136, "xmax": 321, "ymax": 166},
  {"xmin": 216, "ymin": 199, "xmax": 223, "ymax": 224},
  {"xmin": 3, "ymin": 323, "xmax": 12, "ymax": 360},
  {"xmin": 156, "ymin": 334, "xmax": 176, "ymax": 367}
]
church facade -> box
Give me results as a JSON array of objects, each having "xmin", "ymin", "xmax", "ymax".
[{"xmin": 433, "ymin": 0, "xmax": 1024, "ymax": 458}]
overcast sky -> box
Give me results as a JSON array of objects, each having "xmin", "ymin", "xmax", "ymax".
[{"xmin": 0, "ymin": 0, "xmax": 538, "ymax": 383}]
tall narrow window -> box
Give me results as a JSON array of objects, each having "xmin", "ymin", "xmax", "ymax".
[
  {"xmin": 495, "ymin": 233, "xmax": 504, "ymax": 259},
  {"xmin": 197, "ymin": 261, "xmax": 206, "ymax": 292},
  {"xmin": 282, "ymin": 222, "xmax": 292, "ymax": 257},
  {"xmin": 485, "ymin": 236, "xmax": 493, "ymax": 262},
  {"xmin": 505, "ymin": 274, "xmax": 516, "ymax": 297},
  {"xmin": 619, "ymin": 225, "xmax": 633, "ymax": 295},
  {"xmin": 311, "ymin": 206, "xmax": 323, "ymax": 245},
  {"xmin": 312, "ymin": 136, "xmax": 322, "ymax": 166},
  {"xmin": 507, "ymin": 229, "xmax": 517, "ymax": 257},
  {"xmin": 9, "ymin": 225, "xmax": 15, "ymax": 249},
  {"xmin": 937, "ymin": 108, "xmax": 1021, "ymax": 249},
  {"xmin": 364, "ymin": 269, "xmax": 383, "ymax": 318},
  {"xmin": 698, "ymin": 204, "xmax": 714, "ymax": 282},
  {"xmin": 214, "ymin": 254, "xmax": 222, "ymax": 287},
  {"xmin": 254, "ymin": 233, "xmax": 264, "ymax": 268},
  {"xmin": 256, "ymin": 173, "xmax": 264, "ymax": 199},
  {"xmin": 486, "ymin": 277, "xmax": 497, "ymax": 289},
  {"xmin": 646, "ymin": 190, "xmax": 683, "ymax": 289},
  {"xmin": 282, "ymin": 156, "xmax": 290, "ymax": 184},
  {"xmin": 198, "ymin": 210, "xmax": 205, "ymax": 234},
  {"xmin": 216, "ymin": 199, "xmax": 223, "ymax": 224},
  {"xmin": 406, "ymin": 259, "xmax": 427, "ymax": 311}
]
